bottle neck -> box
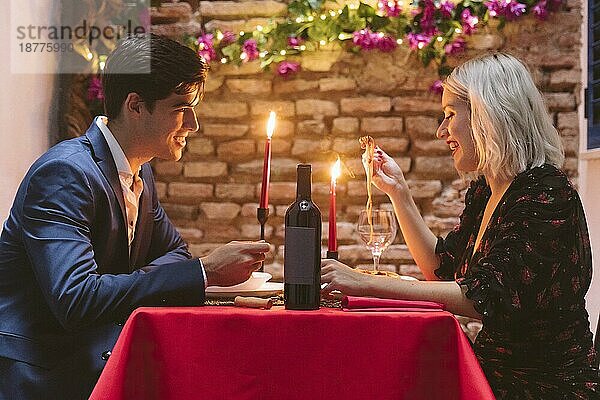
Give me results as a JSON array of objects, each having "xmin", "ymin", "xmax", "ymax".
[{"xmin": 296, "ymin": 164, "xmax": 312, "ymax": 200}]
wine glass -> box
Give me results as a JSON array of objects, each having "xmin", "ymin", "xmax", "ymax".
[{"xmin": 357, "ymin": 209, "xmax": 398, "ymax": 272}]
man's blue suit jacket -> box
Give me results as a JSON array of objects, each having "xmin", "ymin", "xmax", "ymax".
[{"xmin": 0, "ymin": 122, "xmax": 205, "ymax": 399}]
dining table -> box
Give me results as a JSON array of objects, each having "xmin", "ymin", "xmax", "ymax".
[{"xmin": 90, "ymin": 303, "xmax": 495, "ymax": 400}]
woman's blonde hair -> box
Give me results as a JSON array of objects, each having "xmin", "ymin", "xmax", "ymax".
[{"xmin": 443, "ymin": 53, "xmax": 564, "ymax": 182}]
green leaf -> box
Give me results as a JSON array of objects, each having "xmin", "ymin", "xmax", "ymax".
[
  {"xmin": 270, "ymin": 34, "xmax": 289, "ymax": 51},
  {"xmin": 338, "ymin": 5, "xmax": 367, "ymax": 32},
  {"xmin": 387, "ymin": 16, "xmax": 408, "ymax": 35},
  {"xmin": 288, "ymin": 0, "xmax": 311, "ymax": 17},
  {"xmin": 183, "ymin": 35, "xmax": 197, "ymax": 49},
  {"xmin": 307, "ymin": 0, "xmax": 323, "ymax": 10},
  {"xmin": 260, "ymin": 56, "xmax": 276, "ymax": 69},
  {"xmin": 357, "ymin": 2, "xmax": 376, "ymax": 18},
  {"xmin": 438, "ymin": 63, "xmax": 454, "ymax": 77},
  {"xmin": 302, "ymin": 41, "xmax": 318, "ymax": 52},
  {"xmin": 221, "ymin": 43, "xmax": 241, "ymax": 61},
  {"xmin": 337, "ymin": 32, "xmax": 354, "ymax": 41},
  {"xmin": 307, "ymin": 19, "xmax": 331, "ymax": 41},
  {"xmin": 419, "ymin": 45, "xmax": 436, "ymax": 66},
  {"xmin": 370, "ymin": 15, "xmax": 390, "ymax": 31},
  {"xmin": 277, "ymin": 22, "xmax": 303, "ymax": 36},
  {"xmin": 338, "ymin": 5, "xmax": 350, "ymax": 22}
]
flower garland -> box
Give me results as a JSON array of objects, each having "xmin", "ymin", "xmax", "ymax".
[
  {"xmin": 86, "ymin": 0, "xmax": 561, "ymax": 100},
  {"xmin": 185, "ymin": 0, "xmax": 562, "ymax": 88}
]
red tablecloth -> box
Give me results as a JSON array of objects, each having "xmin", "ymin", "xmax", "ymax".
[{"xmin": 90, "ymin": 306, "xmax": 494, "ymax": 400}]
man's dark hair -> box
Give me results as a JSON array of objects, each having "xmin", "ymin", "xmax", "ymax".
[{"xmin": 101, "ymin": 33, "xmax": 209, "ymax": 119}]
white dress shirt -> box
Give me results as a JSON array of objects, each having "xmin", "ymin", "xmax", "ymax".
[{"xmin": 96, "ymin": 116, "xmax": 143, "ymax": 249}]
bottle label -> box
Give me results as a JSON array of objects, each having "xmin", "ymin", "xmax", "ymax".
[{"xmin": 284, "ymin": 226, "xmax": 316, "ymax": 285}]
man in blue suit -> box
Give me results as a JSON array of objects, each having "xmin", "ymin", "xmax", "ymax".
[{"xmin": 0, "ymin": 34, "xmax": 270, "ymax": 399}]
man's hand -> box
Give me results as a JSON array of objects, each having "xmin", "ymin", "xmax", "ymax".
[{"xmin": 201, "ymin": 241, "xmax": 271, "ymax": 287}]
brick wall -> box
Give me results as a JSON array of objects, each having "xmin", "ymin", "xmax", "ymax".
[{"xmin": 151, "ymin": 0, "xmax": 582, "ymax": 289}]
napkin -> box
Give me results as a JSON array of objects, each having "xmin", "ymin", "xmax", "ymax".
[{"xmin": 341, "ymin": 296, "xmax": 445, "ymax": 312}]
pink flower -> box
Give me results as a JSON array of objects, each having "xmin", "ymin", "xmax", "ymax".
[
  {"xmin": 485, "ymin": 0, "xmax": 526, "ymax": 20},
  {"xmin": 419, "ymin": 0, "xmax": 438, "ymax": 35},
  {"xmin": 277, "ymin": 61, "xmax": 301, "ymax": 77},
  {"xmin": 429, "ymin": 79, "xmax": 443, "ymax": 94},
  {"xmin": 242, "ymin": 39, "xmax": 259, "ymax": 62},
  {"xmin": 378, "ymin": 0, "xmax": 402, "ymax": 17},
  {"xmin": 439, "ymin": 0, "xmax": 455, "ymax": 18},
  {"xmin": 444, "ymin": 37, "xmax": 466, "ymax": 55},
  {"xmin": 406, "ymin": 32, "xmax": 432, "ymax": 50},
  {"xmin": 377, "ymin": 35, "xmax": 397, "ymax": 52},
  {"xmin": 221, "ymin": 31, "xmax": 236, "ymax": 45},
  {"xmin": 352, "ymin": 29, "xmax": 380, "ymax": 50},
  {"xmin": 506, "ymin": 1, "xmax": 526, "ymax": 20},
  {"xmin": 87, "ymin": 77, "xmax": 104, "ymax": 101},
  {"xmin": 485, "ymin": 0, "xmax": 503, "ymax": 17},
  {"xmin": 461, "ymin": 9, "xmax": 479, "ymax": 35},
  {"xmin": 197, "ymin": 33, "xmax": 216, "ymax": 63},
  {"xmin": 353, "ymin": 30, "xmax": 398, "ymax": 52},
  {"xmin": 532, "ymin": 0, "xmax": 549, "ymax": 20},
  {"xmin": 287, "ymin": 36, "xmax": 304, "ymax": 47}
]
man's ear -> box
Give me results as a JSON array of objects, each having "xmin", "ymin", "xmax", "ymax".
[{"xmin": 123, "ymin": 93, "xmax": 143, "ymax": 117}]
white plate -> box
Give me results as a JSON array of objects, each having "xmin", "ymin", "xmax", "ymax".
[
  {"xmin": 207, "ymin": 272, "xmax": 272, "ymax": 291},
  {"xmin": 206, "ymin": 282, "xmax": 283, "ymax": 298},
  {"xmin": 400, "ymin": 275, "xmax": 418, "ymax": 281}
]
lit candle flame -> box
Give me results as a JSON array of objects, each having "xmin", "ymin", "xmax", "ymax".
[
  {"xmin": 331, "ymin": 157, "xmax": 341, "ymax": 182},
  {"xmin": 267, "ymin": 111, "xmax": 276, "ymax": 139}
]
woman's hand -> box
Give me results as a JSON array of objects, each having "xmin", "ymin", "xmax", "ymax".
[
  {"xmin": 321, "ymin": 259, "xmax": 374, "ymax": 296},
  {"xmin": 372, "ymin": 147, "xmax": 408, "ymax": 196}
]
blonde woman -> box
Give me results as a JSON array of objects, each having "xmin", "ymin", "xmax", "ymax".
[{"xmin": 321, "ymin": 53, "xmax": 598, "ymax": 398}]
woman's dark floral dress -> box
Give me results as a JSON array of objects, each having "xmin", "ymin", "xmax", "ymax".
[{"xmin": 435, "ymin": 164, "xmax": 598, "ymax": 399}]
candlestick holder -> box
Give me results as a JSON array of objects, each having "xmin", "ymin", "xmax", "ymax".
[
  {"xmin": 326, "ymin": 251, "xmax": 338, "ymax": 260},
  {"xmin": 257, "ymin": 207, "xmax": 270, "ymax": 271}
]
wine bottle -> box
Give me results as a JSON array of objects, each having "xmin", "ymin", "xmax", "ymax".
[{"xmin": 284, "ymin": 164, "xmax": 322, "ymax": 310}]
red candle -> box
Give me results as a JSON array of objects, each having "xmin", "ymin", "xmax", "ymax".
[
  {"xmin": 328, "ymin": 158, "xmax": 341, "ymax": 252},
  {"xmin": 259, "ymin": 112, "xmax": 276, "ymax": 209}
]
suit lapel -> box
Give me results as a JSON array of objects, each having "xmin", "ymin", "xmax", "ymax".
[{"xmin": 85, "ymin": 122, "xmax": 129, "ymax": 255}]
